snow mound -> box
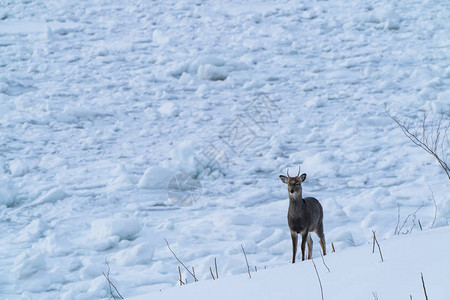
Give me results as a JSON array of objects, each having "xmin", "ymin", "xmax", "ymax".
[
  {"xmin": 10, "ymin": 159, "xmax": 29, "ymax": 177},
  {"xmin": 16, "ymin": 219, "xmax": 48, "ymax": 242},
  {"xmin": 90, "ymin": 217, "xmax": 141, "ymax": 241},
  {"xmin": 198, "ymin": 64, "xmax": 228, "ymax": 81},
  {"xmin": 27, "ymin": 188, "xmax": 67, "ymax": 207},
  {"xmin": 0, "ymin": 175, "xmax": 18, "ymax": 207},
  {"xmin": 137, "ymin": 166, "xmax": 174, "ymax": 190},
  {"xmin": 112, "ymin": 242, "xmax": 154, "ymax": 266},
  {"xmin": 13, "ymin": 250, "xmax": 47, "ymax": 279}
]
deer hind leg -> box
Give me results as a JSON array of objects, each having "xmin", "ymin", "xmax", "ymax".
[
  {"xmin": 316, "ymin": 226, "xmax": 326, "ymax": 256},
  {"xmin": 290, "ymin": 230, "xmax": 298, "ymax": 264},
  {"xmin": 300, "ymin": 232, "xmax": 308, "ymax": 261},
  {"xmin": 307, "ymin": 233, "xmax": 313, "ymax": 259}
]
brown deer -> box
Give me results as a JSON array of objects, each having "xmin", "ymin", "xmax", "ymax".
[{"xmin": 279, "ymin": 167, "xmax": 326, "ymax": 263}]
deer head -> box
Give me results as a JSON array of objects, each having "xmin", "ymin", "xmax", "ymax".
[{"xmin": 279, "ymin": 166, "xmax": 307, "ymax": 198}]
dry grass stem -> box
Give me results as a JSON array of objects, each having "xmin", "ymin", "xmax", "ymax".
[
  {"xmin": 428, "ymin": 185, "xmax": 438, "ymax": 229},
  {"xmin": 372, "ymin": 230, "xmax": 384, "ymax": 262},
  {"xmin": 319, "ymin": 249, "xmax": 330, "ymax": 272},
  {"xmin": 215, "ymin": 257, "xmax": 219, "ymax": 279},
  {"xmin": 241, "ymin": 244, "xmax": 252, "ymax": 279},
  {"xmin": 311, "ymin": 258, "xmax": 324, "ymax": 300},
  {"xmin": 164, "ymin": 238, "xmax": 198, "ymax": 282},
  {"xmin": 421, "ymin": 273, "xmax": 428, "ymax": 300},
  {"xmin": 103, "ymin": 259, "xmax": 124, "ymax": 300},
  {"xmin": 210, "ymin": 267, "xmax": 216, "ymax": 280},
  {"xmin": 178, "ymin": 266, "xmax": 185, "ymax": 286}
]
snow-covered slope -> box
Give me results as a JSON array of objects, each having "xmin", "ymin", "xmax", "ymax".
[
  {"xmin": 132, "ymin": 227, "xmax": 450, "ymax": 300},
  {"xmin": 0, "ymin": 0, "xmax": 448, "ymax": 299}
]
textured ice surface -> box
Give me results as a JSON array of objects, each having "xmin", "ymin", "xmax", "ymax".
[{"xmin": 0, "ymin": 0, "xmax": 448, "ymax": 298}]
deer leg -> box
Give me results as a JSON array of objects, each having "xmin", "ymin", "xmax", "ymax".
[
  {"xmin": 300, "ymin": 232, "xmax": 308, "ymax": 261},
  {"xmin": 316, "ymin": 226, "xmax": 326, "ymax": 256},
  {"xmin": 290, "ymin": 230, "xmax": 298, "ymax": 264},
  {"xmin": 307, "ymin": 233, "xmax": 313, "ymax": 259}
]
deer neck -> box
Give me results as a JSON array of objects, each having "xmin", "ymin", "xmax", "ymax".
[{"xmin": 289, "ymin": 193, "xmax": 304, "ymax": 208}]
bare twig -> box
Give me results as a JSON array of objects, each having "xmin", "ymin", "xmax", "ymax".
[
  {"xmin": 102, "ymin": 259, "xmax": 124, "ymax": 300},
  {"xmin": 396, "ymin": 203, "xmax": 424, "ymax": 235},
  {"xmin": 386, "ymin": 107, "xmax": 450, "ymax": 180},
  {"xmin": 395, "ymin": 204, "xmax": 401, "ymax": 235},
  {"xmin": 178, "ymin": 266, "xmax": 185, "ymax": 286},
  {"xmin": 255, "ymin": 266, "xmax": 257, "ymax": 272},
  {"xmin": 331, "ymin": 242, "xmax": 335, "ymax": 253},
  {"xmin": 241, "ymin": 244, "xmax": 252, "ymax": 279},
  {"xmin": 311, "ymin": 258, "xmax": 324, "ymax": 300},
  {"xmin": 164, "ymin": 238, "xmax": 198, "ymax": 282},
  {"xmin": 210, "ymin": 267, "xmax": 216, "ymax": 280},
  {"xmin": 372, "ymin": 292, "xmax": 378, "ymax": 300},
  {"xmin": 372, "ymin": 230, "xmax": 384, "ymax": 262},
  {"xmin": 428, "ymin": 185, "xmax": 438, "ymax": 229},
  {"xmin": 418, "ymin": 219, "xmax": 423, "ymax": 231},
  {"xmin": 215, "ymin": 257, "xmax": 219, "ymax": 279},
  {"xmin": 104, "ymin": 258, "xmax": 115, "ymax": 300},
  {"xmin": 372, "ymin": 232, "xmax": 376, "ymax": 253},
  {"xmin": 320, "ymin": 249, "xmax": 330, "ymax": 272},
  {"xmin": 421, "ymin": 273, "xmax": 428, "ymax": 300}
]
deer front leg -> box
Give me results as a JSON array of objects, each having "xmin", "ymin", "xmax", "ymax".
[
  {"xmin": 307, "ymin": 233, "xmax": 313, "ymax": 259},
  {"xmin": 300, "ymin": 232, "xmax": 308, "ymax": 261},
  {"xmin": 290, "ymin": 230, "xmax": 298, "ymax": 264}
]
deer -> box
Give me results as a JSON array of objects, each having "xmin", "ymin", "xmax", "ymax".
[{"xmin": 279, "ymin": 166, "xmax": 326, "ymax": 263}]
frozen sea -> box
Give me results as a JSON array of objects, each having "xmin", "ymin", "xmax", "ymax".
[{"xmin": 0, "ymin": 0, "xmax": 449, "ymax": 298}]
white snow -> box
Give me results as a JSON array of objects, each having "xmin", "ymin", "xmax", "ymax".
[
  {"xmin": 90, "ymin": 217, "xmax": 142, "ymax": 241},
  {"xmin": 131, "ymin": 227, "xmax": 450, "ymax": 300},
  {"xmin": 0, "ymin": 0, "xmax": 449, "ymax": 299}
]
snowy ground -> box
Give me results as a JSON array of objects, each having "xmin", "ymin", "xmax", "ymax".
[
  {"xmin": 132, "ymin": 226, "xmax": 450, "ymax": 300},
  {"xmin": 0, "ymin": 0, "xmax": 449, "ymax": 299}
]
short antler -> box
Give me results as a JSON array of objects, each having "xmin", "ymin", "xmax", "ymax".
[
  {"xmin": 287, "ymin": 169, "xmax": 290, "ymax": 178},
  {"xmin": 297, "ymin": 165, "xmax": 301, "ymax": 177}
]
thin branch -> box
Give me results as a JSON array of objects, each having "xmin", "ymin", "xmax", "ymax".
[
  {"xmin": 102, "ymin": 272, "xmax": 124, "ymax": 300},
  {"xmin": 103, "ymin": 259, "xmax": 124, "ymax": 300},
  {"xmin": 164, "ymin": 238, "xmax": 198, "ymax": 282},
  {"xmin": 209, "ymin": 267, "xmax": 216, "ymax": 280},
  {"xmin": 395, "ymin": 204, "xmax": 401, "ymax": 235},
  {"xmin": 331, "ymin": 242, "xmax": 335, "ymax": 253},
  {"xmin": 241, "ymin": 244, "xmax": 252, "ymax": 279},
  {"xmin": 105, "ymin": 258, "xmax": 115, "ymax": 300},
  {"xmin": 421, "ymin": 273, "xmax": 428, "ymax": 300},
  {"xmin": 385, "ymin": 106, "xmax": 450, "ymax": 180},
  {"xmin": 372, "ymin": 231, "xmax": 376, "ymax": 253},
  {"xmin": 428, "ymin": 185, "xmax": 438, "ymax": 229},
  {"xmin": 214, "ymin": 257, "xmax": 219, "ymax": 279},
  {"xmin": 397, "ymin": 203, "xmax": 424, "ymax": 235},
  {"xmin": 320, "ymin": 249, "xmax": 330, "ymax": 272},
  {"xmin": 372, "ymin": 230, "xmax": 384, "ymax": 262},
  {"xmin": 178, "ymin": 266, "xmax": 185, "ymax": 286},
  {"xmin": 311, "ymin": 258, "xmax": 324, "ymax": 300}
]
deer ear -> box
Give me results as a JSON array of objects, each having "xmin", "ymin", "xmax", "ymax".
[
  {"xmin": 279, "ymin": 175, "xmax": 288, "ymax": 184},
  {"xmin": 299, "ymin": 173, "xmax": 306, "ymax": 182}
]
